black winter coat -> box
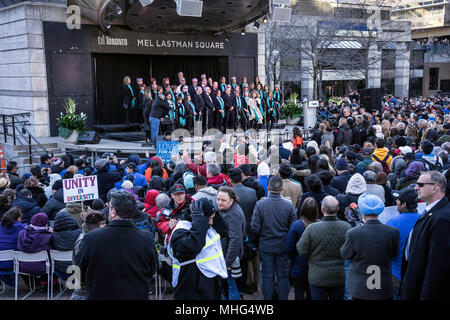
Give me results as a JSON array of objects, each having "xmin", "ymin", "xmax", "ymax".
[
  {"xmin": 75, "ymin": 220, "xmax": 158, "ymax": 300},
  {"xmin": 28, "ymin": 186, "xmax": 47, "ymax": 209},
  {"xmin": 170, "ymin": 213, "xmax": 229, "ymax": 300},
  {"xmin": 52, "ymin": 211, "xmax": 82, "ymax": 273},
  {"xmin": 242, "ymin": 177, "xmax": 266, "ymax": 200},
  {"xmin": 150, "ymin": 96, "xmax": 171, "ymax": 119},
  {"xmin": 400, "ymin": 197, "xmax": 450, "ymax": 300},
  {"xmin": 96, "ymin": 163, "xmax": 124, "ymax": 202},
  {"xmin": 336, "ymin": 124, "xmax": 354, "ymax": 146},
  {"xmin": 41, "ymin": 189, "xmax": 65, "ymax": 221}
]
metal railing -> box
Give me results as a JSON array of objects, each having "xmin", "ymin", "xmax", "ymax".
[{"xmin": 0, "ymin": 113, "xmax": 49, "ymax": 166}]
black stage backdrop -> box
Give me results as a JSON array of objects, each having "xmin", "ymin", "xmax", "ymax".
[
  {"xmin": 151, "ymin": 55, "xmax": 227, "ymax": 86},
  {"xmin": 94, "ymin": 54, "xmax": 227, "ymax": 125}
]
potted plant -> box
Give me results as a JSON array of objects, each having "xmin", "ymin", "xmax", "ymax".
[
  {"xmin": 57, "ymin": 97, "xmax": 88, "ymax": 143},
  {"xmin": 281, "ymin": 93, "xmax": 303, "ymax": 125}
]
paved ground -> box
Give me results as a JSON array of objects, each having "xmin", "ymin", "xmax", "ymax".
[{"xmin": 1, "ymin": 276, "xmax": 295, "ymax": 300}]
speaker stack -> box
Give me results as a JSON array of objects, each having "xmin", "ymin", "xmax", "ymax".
[{"xmin": 359, "ymin": 88, "xmax": 383, "ymax": 113}]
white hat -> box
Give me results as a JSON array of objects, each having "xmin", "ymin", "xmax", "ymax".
[
  {"xmin": 122, "ymin": 180, "xmax": 133, "ymax": 189},
  {"xmin": 399, "ymin": 146, "xmax": 412, "ymax": 155},
  {"xmin": 257, "ymin": 162, "xmax": 270, "ymax": 177},
  {"xmin": 203, "ymin": 151, "xmax": 217, "ymax": 164}
]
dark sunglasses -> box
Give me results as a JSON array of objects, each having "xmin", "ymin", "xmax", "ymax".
[{"xmin": 416, "ymin": 182, "xmax": 435, "ymax": 188}]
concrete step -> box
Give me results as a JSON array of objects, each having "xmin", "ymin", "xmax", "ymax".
[
  {"xmin": 16, "ymin": 148, "xmax": 62, "ymax": 157},
  {"xmin": 13, "ymin": 143, "xmax": 58, "ymax": 151}
]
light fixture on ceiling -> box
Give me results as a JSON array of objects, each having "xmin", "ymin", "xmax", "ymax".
[
  {"xmin": 262, "ymin": 16, "xmax": 268, "ymax": 24},
  {"xmin": 253, "ymin": 21, "xmax": 260, "ymax": 30},
  {"xmin": 241, "ymin": 28, "xmax": 246, "ymax": 35}
]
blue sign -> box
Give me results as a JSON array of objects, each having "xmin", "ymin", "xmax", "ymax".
[{"xmin": 157, "ymin": 141, "xmax": 179, "ymax": 164}]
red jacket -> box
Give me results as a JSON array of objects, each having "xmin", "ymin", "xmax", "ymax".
[{"xmin": 157, "ymin": 195, "xmax": 194, "ymax": 241}]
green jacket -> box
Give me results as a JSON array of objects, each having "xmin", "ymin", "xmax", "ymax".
[{"xmin": 297, "ymin": 216, "xmax": 351, "ymax": 287}]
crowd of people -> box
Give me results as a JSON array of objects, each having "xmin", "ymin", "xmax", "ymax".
[
  {"xmin": 122, "ymin": 73, "xmax": 284, "ymax": 147},
  {"xmin": 0, "ymin": 92, "xmax": 449, "ymax": 300}
]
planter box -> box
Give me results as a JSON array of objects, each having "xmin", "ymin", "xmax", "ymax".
[{"xmin": 63, "ymin": 130, "xmax": 79, "ymax": 144}]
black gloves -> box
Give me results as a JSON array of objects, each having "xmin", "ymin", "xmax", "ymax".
[{"xmin": 190, "ymin": 198, "xmax": 216, "ymax": 218}]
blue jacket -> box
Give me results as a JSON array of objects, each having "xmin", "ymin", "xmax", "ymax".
[
  {"xmin": 11, "ymin": 197, "xmax": 41, "ymax": 225},
  {"xmin": 286, "ymin": 219, "xmax": 309, "ymax": 278},
  {"xmin": 330, "ymin": 171, "xmax": 352, "ymax": 194},
  {"xmin": 258, "ymin": 176, "xmax": 269, "ymax": 197},
  {"xmin": 115, "ymin": 172, "xmax": 148, "ymax": 189},
  {"xmin": 0, "ymin": 221, "xmax": 27, "ymax": 269},
  {"xmin": 385, "ymin": 212, "xmax": 420, "ymax": 281}
]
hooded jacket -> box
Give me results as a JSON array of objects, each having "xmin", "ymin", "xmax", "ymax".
[
  {"xmin": 0, "ymin": 221, "xmax": 26, "ymax": 269},
  {"xmin": 191, "ymin": 187, "xmax": 218, "ymax": 209},
  {"xmin": 207, "ymin": 175, "xmax": 228, "ymax": 190},
  {"xmin": 144, "ymin": 190, "xmax": 160, "ymax": 218},
  {"xmin": 17, "ymin": 225, "xmax": 52, "ymax": 274},
  {"xmin": 372, "ymin": 147, "xmax": 393, "ymax": 168},
  {"xmin": 336, "ymin": 173, "xmax": 367, "ymax": 223},
  {"xmin": 65, "ymin": 202, "xmax": 83, "ymax": 228},
  {"xmin": 242, "ymin": 176, "xmax": 266, "ymax": 200},
  {"xmin": 96, "ymin": 162, "xmax": 124, "ymax": 202},
  {"xmin": 421, "ymin": 153, "xmax": 443, "ymax": 171},
  {"xmin": 11, "ymin": 197, "xmax": 41, "ymax": 225},
  {"xmin": 28, "ymin": 186, "xmax": 48, "ymax": 209},
  {"xmin": 52, "ymin": 211, "xmax": 82, "ymax": 273},
  {"xmin": 41, "ymin": 188, "xmax": 65, "ymax": 221},
  {"xmin": 356, "ymin": 156, "xmax": 374, "ymax": 174},
  {"xmin": 336, "ymin": 124, "xmax": 354, "ymax": 146}
]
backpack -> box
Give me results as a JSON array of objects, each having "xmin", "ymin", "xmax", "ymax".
[
  {"xmin": 344, "ymin": 202, "xmax": 361, "ymax": 227},
  {"xmin": 420, "ymin": 157, "xmax": 444, "ymax": 172},
  {"xmin": 372, "ymin": 154, "xmax": 391, "ymax": 175}
]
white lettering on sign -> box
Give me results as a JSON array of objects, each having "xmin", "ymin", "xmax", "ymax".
[{"xmin": 98, "ymin": 35, "xmax": 128, "ymax": 46}]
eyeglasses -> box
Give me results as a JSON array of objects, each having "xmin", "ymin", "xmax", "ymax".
[{"xmin": 416, "ymin": 182, "xmax": 435, "ymax": 188}]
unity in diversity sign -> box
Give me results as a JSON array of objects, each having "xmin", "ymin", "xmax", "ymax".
[{"xmin": 63, "ymin": 176, "xmax": 99, "ymax": 203}]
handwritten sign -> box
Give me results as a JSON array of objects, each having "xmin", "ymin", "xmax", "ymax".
[
  {"xmin": 379, "ymin": 202, "xmax": 426, "ymax": 224},
  {"xmin": 157, "ymin": 141, "xmax": 179, "ymax": 164},
  {"xmin": 63, "ymin": 176, "xmax": 99, "ymax": 203}
]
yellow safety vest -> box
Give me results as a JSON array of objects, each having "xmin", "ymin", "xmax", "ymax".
[{"xmin": 168, "ymin": 220, "xmax": 228, "ymax": 288}]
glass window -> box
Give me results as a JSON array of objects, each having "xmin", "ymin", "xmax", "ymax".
[{"xmin": 429, "ymin": 68, "xmax": 439, "ymax": 91}]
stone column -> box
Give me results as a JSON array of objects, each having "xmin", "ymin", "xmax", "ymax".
[
  {"xmin": 300, "ymin": 41, "xmax": 314, "ymax": 100},
  {"xmin": 395, "ymin": 41, "xmax": 410, "ymax": 98},
  {"xmin": 368, "ymin": 43, "xmax": 381, "ymax": 88},
  {"xmin": 0, "ymin": 3, "xmax": 66, "ymax": 137},
  {"xmin": 257, "ymin": 28, "xmax": 266, "ymax": 85}
]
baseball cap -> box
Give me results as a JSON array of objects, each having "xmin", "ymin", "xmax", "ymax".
[
  {"xmin": 170, "ymin": 184, "xmax": 186, "ymax": 194},
  {"xmin": 95, "ymin": 158, "xmax": 108, "ymax": 170},
  {"xmin": 392, "ymin": 189, "xmax": 418, "ymax": 207}
]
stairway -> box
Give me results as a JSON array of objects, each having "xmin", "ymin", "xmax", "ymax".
[{"xmin": 2, "ymin": 142, "xmax": 64, "ymax": 176}]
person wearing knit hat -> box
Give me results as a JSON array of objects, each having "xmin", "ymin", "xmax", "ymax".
[
  {"xmin": 341, "ymin": 193, "xmax": 399, "ymax": 300},
  {"xmin": 336, "ymin": 173, "xmax": 367, "ymax": 224},
  {"xmin": 330, "ymin": 159, "xmax": 352, "ymax": 193},
  {"xmin": 257, "ymin": 162, "xmax": 270, "ymax": 196},
  {"xmin": 17, "ymin": 212, "xmax": 53, "ymax": 277},
  {"xmin": 204, "ymin": 151, "xmax": 217, "ymax": 164}
]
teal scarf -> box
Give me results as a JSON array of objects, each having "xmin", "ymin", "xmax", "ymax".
[
  {"xmin": 274, "ymin": 91, "xmax": 281, "ymax": 102},
  {"xmin": 128, "ymin": 85, "xmax": 135, "ymax": 108},
  {"xmin": 220, "ymin": 84, "xmax": 227, "ymax": 93},
  {"xmin": 266, "ymin": 97, "xmax": 276, "ymax": 117},
  {"xmin": 217, "ymin": 97, "xmax": 225, "ymax": 119},
  {"xmin": 236, "ymin": 96, "xmax": 242, "ymax": 120},
  {"xmin": 177, "ymin": 102, "xmax": 186, "ymax": 126}
]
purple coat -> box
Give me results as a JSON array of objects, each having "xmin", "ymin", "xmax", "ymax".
[
  {"xmin": 17, "ymin": 225, "xmax": 52, "ymax": 274},
  {"xmin": 0, "ymin": 221, "xmax": 26, "ymax": 269}
]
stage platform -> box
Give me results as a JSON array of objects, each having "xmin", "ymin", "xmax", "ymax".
[{"xmin": 34, "ymin": 124, "xmax": 299, "ymax": 166}]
